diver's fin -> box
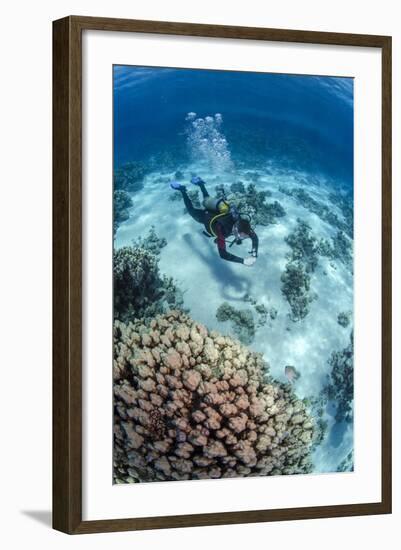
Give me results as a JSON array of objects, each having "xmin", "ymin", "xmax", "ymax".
[
  {"xmin": 191, "ymin": 176, "xmax": 204, "ymax": 186},
  {"xmin": 170, "ymin": 181, "xmax": 185, "ymax": 191}
]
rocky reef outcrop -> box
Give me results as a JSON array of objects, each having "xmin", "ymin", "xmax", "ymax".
[{"xmin": 113, "ymin": 310, "xmax": 315, "ymax": 483}]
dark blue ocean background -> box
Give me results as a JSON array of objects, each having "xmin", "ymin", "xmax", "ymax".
[{"xmin": 113, "ymin": 66, "xmax": 353, "ymax": 188}]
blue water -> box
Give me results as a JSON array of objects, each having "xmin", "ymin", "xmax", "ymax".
[
  {"xmin": 114, "ymin": 66, "xmax": 353, "ymax": 186},
  {"xmin": 113, "ymin": 65, "xmax": 354, "ymax": 476}
]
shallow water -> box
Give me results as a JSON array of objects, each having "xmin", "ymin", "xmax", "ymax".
[{"xmin": 114, "ymin": 66, "xmax": 354, "ymax": 475}]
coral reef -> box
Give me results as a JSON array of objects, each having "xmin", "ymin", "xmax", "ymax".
[
  {"xmin": 332, "ymin": 231, "xmax": 353, "ymax": 270},
  {"xmin": 243, "ymin": 293, "xmax": 277, "ymax": 327},
  {"xmin": 230, "ymin": 183, "xmax": 285, "ymax": 226},
  {"xmin": 285, "ymin": 219, "xmax": 319, "ymax": 273},
  {"xmin": 113, "ymin": 190, "xmax": 133, "ymax": 236},
  {"xmin": 113, "ymin": 310, "xmax": 315, "ymax": 483},
  {"xmin": 133, "ymin": 226, "xmax": 167, "ymax": 256},
  {"xmin": 207, "ymin": 182, "xmax": 285, "ymax": 227},
  {"xmin": 281, "ymin": 261, "xmax": 314, "ymax": 322},
  {"xmin": 281, "ymin": 220, "xmax": 319, "ymax": 321},
  {"xmin": 336, "ymin": 450, "xmax": 354, "ymax": 472},
  {"xmin": 254, "ymin": 304, "xmax": 269, "ymax": 327},
  {"xmin": 318, "ymin": 231, "xmax": 353, "ymax": 272},
  {"xmin": 230, "ymin": 181, "xmax": 246, "ymax": 194},
  {"xmin": 327, "ymin": 332, "xmax": 354, "ymax": 422},
  {"xmin": 279, "ymin": 186, "xmax": 352, "ymax": 238},
  {"xmin": 113, "ymin": 245, "xmax": 184, "ymax": 323},
  {"xmin": 243, "ymin": 171, "xmax": 261, "ymax": 182},
  {"xmin": 114, "ymin": 161, "xmax": 148, "ymax": 192},
  {"xmin": 216, "ymin": 302, "xmax": 255, "ymax": 345},
  {"xmin": 329, "ymin": 191, "xmax": 354, "ymax": 238},
  {"xmin": 174, "ymin": 170, "xmax": 185, "ymax": 181},
  {"xmin": 337, "ymin": 311, "xmax": 351, "ymax": 328},
  {"xmin": 169, "ymin": 188, "xmax": 201, "ymax": 210},
  {"xmin": 305, "ymin": 393, "xmax": 330, "ymax": 449}
]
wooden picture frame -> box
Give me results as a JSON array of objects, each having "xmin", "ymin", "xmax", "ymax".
[{"xmin": 53, "ymin": 15, "xmax": 392, "ymax": 534}]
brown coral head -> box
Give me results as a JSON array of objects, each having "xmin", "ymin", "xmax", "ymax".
[{"xmin": 113, "ymin": 310, "xmax": 314, "ymax": 483}]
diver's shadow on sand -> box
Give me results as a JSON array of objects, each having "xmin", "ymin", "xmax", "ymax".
[{"xmin": 183, "ymin": 232, "xmax": 252, "ymax": 301}]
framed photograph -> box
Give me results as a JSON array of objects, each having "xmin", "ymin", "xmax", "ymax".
[{"xmin": 53, "ymin": 16, "xmax": 392, "ymax": 534}]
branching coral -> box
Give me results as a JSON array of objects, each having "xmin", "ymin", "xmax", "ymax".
[
  {"xmin": 113, "ymin": 310, "xmax": 315, "ymax": 483},
  {"xmin": 216, "ymin": 302, "xmax": 255, "ymax": 345},
  {"xmin": 113, "ymin": 190, "xmax": 133, "ymax": 236},
  {"xmin": 113, "ymin": 245, "xmax": 183, "ymax": 323}
]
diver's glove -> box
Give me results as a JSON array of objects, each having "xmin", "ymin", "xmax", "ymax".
[
  {"xmin": 243, "ymin": 256, "xmax": 257, "ymax": 267},
  {"xmin": 191, "ymin": 176, "xmax": 205, "ymax": 186},
  {"xmin": 170, "ymin": 181, "xmax": 185, "ymax": 191},
  {"xmin": 249, "ymin": 249, "xmax": 258, "ymax": 258}
]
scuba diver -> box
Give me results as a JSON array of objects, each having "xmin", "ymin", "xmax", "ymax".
[{"xmin": 170, "ymin": 176, "xmax": 258, "ymax": 266}]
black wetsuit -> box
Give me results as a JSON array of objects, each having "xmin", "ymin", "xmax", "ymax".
[{"xmin": 180, "ymin": 182, "xmax": 259, "ymax": 264}]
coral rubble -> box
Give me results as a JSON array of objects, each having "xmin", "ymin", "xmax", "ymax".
[{"xmin": 114, "ymin": 310, "xmax": 315, "ymax": 483}]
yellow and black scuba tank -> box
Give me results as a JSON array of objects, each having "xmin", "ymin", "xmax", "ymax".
[{"xmin": 202, "ymin": 196, "xmax": 230, "ymax": 237}]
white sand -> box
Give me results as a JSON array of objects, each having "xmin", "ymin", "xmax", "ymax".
[{"xmin": 115, "ymin": 162, "xmax": 354, "ymax": 472}]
